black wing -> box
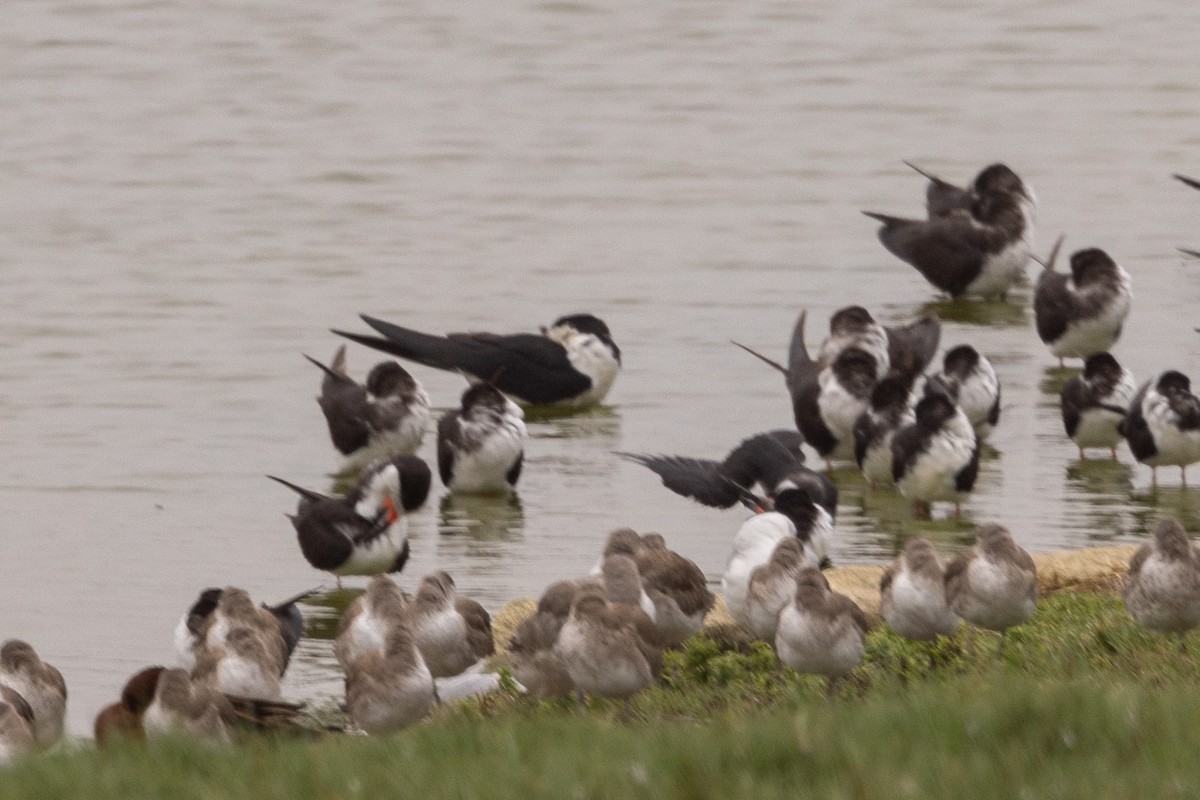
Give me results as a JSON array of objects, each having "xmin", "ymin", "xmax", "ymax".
[
  {"xmin": 1120, "ymin": 381, "xmax": 1157, "ymax": 461},
  {"xmin": 436, "ymin": 411, "xmax": 462, "ymax": 487},
  {"xmin": 292, "ymin": 499, "xmax": 357, "ymax": 571},
  {"xmin": 904, "ymin": 161, "xmax": 974, "ymax": 217},
  {"xmin": 784, "ymin": 313, "xmax": 837, "ymax": 455},
  {"xmin": 884, "ymin": 316, "xmax": 941, "ymax": 382},
  {"xmin": 1060, "ymin": 375, "xmax": 1093, "ymax": 438},
  {"xmin": 864, "ymin": 211, "xmax": 1002, "ymax": 297},
  {"xmin": 336, "ymin": 316, "xmax": 591, "ymax": 405},
  {"xmin": 890, "ymin": 423, "xmax": 920, "ymax": 482},
  {"xmin": 304, "ymin": 352, "xmax": 373, "ymax": 456},
  {"xmin": 618, "ymin": 453, "xmax": 737, "ymax": 508},
  {"xmin": 1032, "ymin": 269, "xmax": 1073, "ymax": 345}
]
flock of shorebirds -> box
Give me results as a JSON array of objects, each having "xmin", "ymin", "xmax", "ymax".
[{"xmin": 4, "ymin": 163, "xmax": 1200, "ymax": 765}]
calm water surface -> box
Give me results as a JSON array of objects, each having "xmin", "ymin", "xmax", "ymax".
[{"xmin": 3, "ymin": 0, "xmax": 1200, "ymax": 735}]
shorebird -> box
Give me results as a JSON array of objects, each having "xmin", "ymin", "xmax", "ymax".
[
  {"xmin": 0, "ymin": 640, "xmax": 66, "ymax": 748},
  {"xmin": 943, "ymin": 524, "xmax": 1037, "ymax": 652},
  {"xmin": 880, "ymin": 538, "xmax": 961, "ymax": 641},
  {"xmin": 437, "ymin": 383, "xmax": 527, "ymax": 494},
  {"xmin": 508, "ymin": 580, "xmax": 585, "ymax": 698},
  {"xmin": 602, "ymin": 531, "xmax": 714, "ymax": 646},
  {"xmin": 335, "ymin": 574, "xmax": 411, "ymax": 670},
  {"xmin": 174, "ymin": 586, "xmax": 310, "ymax": 674},
  {"xmin": 743, "ymin": 537, "xmax": 808, "ymax": 640},
  {"xmin": 1123, "ymin": 517, "xmax": 1200, "ymax": 636},
  {"xmin": 0, "ymin": 687, "xmax": 34, "ymax": 764},
  {"xmin": 904, "ymin": 161, "xmax": 1037, "ymax": 223},
  {"xmin": 774, "ymin": 568, "xmax": 868, "ymax": 686},
  {"xmin": 334, "ymin": 313, "xmax": 621, "ymax": 408},
  {"xmin": 1033, "ymin": 238, "xmax": 1132, "ymax": 367},
  {"xmin": 1060, "ymin": 352, "xmax": 1136, "ymax": 460},
  {"xmin": 304, "ymin": 345, "xmax": 431, "ymax": 470},
  {"xmin": 1120, "ymin": 370, "xmax": 1200, "ymax": 488},
  {"xmin": 141, "ymin": 667, "xmax": 239, "ymax": 742},
  {"xmin": 555, "ymin": 586, "xmax": 662, "ymax": 702},
  {"xmin": 406, "ymin": 571, "xmax": 495, "ymax": 679},
  {"xmin": 344, "ymin": 627, "xmax": 436, "ymax": 734}
]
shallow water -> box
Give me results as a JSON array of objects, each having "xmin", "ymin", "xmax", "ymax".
[{"xmin": 3, "ymin": 0, "xmax": 1200, "ymax": 735}]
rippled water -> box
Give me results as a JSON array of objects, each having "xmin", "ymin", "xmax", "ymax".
[{"xmin": 3, "ymin": 0, "xmax": 1200, "ymax": 736}]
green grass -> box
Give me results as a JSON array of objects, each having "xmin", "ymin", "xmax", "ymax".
[{"xmin": 6, "ymin": 591, "xmax": 1200, "ymax": 799}]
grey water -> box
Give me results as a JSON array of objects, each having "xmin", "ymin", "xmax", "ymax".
[{"xmin": 3, "ymin": 0, "xmax": 1200, "ymax": 736}]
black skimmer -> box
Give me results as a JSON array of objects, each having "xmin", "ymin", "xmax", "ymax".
[
  {"xmin": 864, "ymin": 163, "xmax": 1036, "ymax": 299},
  {"xmin": 618, "ymin": 429, "xmax": 836, "ymax": 517},
  {"xmin": 904, "ymin": 161, "xmax": 1036, "ymax": 221},
  {"xmin": 0, "ymin": 640, "xmax": 66, "ymax": 748},
  {"xmin": 891, "ymin": 390, "xmax": 980, "ymax": 519},
  {"xmin": 735, "ymin": 312, "xmax": 879, "ymax": 463},
  {"xmin": 1033, "ymin": 238, "xmax": 1132, "ymax": 366},
  {"xmin": 333, "ymin": 313, "xmax": 621, "ymax": 408},
  {"xmin": 879, "ymin": 538, "xmax": 961, "ymax": 641},
  {"xmin": 304, "ymin": 345, "xmax": 431, "ymax": 470},
  {"xmin": 927, "ymin": 344, "xmax": 1001, "ymax": 438},
  {"xmin": 270, "ymin": 459, "xmax": 429, "ymax": 586},
  {"xmin": 437, "ymin": 383, "xmax": 527, "ymax": 494},
  {"xmin": 1120, "ymin": 370, "xmax": 1200, "ymax": 488},
  {"xmin": 1123, "ymin": 517, "xmax": 1200, "ymax": 634},
  {"xmin": 774, "ymin": 568, "xmax": 868, "ymax": 684},
  {"xmin": 853, "ymin": 372, "xmax": 917, "ymax": 488},
  {"xmin": 943, "ymin": 524, "xmax": 1037, "ymax": 649},
  {"xmin": 1060, "ymin": 352, "xmax": 1136, "ymax": 460}
]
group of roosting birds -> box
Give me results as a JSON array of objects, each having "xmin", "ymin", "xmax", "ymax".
[{"xmin": 5, "ymin": 162, "xmax": 1200, "ymax": 763}]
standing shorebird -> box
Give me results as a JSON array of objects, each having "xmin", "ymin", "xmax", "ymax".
[
  {"xmin": 1033, "ymin": 240, "xmax": 1132, "ymax": 367},
  {"xmin": 944, "ymin": 524, "xmax": 1037, "ymax": 653},
  {"xmin": 880, "ymin": 538, "xmax": 961, "ymax": 642},
  {"xmin": 1123, "ymin": 517, "xmax": 1200, "ymax": 637},
  {"xmin": 437, "ymin": 383, "xmax": 527, "ymax": 494},
  {"xmin": 774, "ymin": 568, "xmax": 868, "ymax": 688},
  {"xmin": 891, "ymin": 391, "xmax": 981, "ymax": 519}
]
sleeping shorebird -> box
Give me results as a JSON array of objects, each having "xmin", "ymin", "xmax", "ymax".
[{"xmin": 943, "ymin": 524, "xmax": 1037, "ymax": 653}]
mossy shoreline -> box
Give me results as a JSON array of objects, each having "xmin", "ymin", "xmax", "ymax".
[{"xmin": 6, "ymin": 582, "xmax": 1200, "ymax": 800}]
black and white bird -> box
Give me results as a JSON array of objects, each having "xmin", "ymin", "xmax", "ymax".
[
  {"xmin": 437, "ymin": 383, "xmax": 527, "ymax": 494},
  {"xmin": 304, "ymin": 345, "xmax": 431, "ymax": 471},
  {"xmin": 864, "ymin": 163, "xmax": 1036, "ymax": 299},
  {"xmin": 943, "ymin": 524, "xmax": 1037, "ymax": 650},
  {"xmin": 722, "ymin": 484, "xmax": 836, "ymax": 625},
  {"xmin": 736, "ymin": 312, "xmax": 880, "ymax": 464},
  {"xmin": 926, "ymin": 345, "xmax": 1001, "ymax": 439},
  {"xmin": 853, "ymin": 373, "xmax": 917, "ymax": 488},
  {"xmin": 333, "ymin": 313, "xmax": 621, "ymax": 408},
  {"xmin": 1033, "ymin": 239, "xmax": 1132, "ymax": 367},
  {"xmin": 1123, "ymin": 517, "xmax": 1200, "ymax": 635},
  {"xmin": 879, "ymin": 538, "xmax": 961, "ymax": 641},
  {"xmin": 618, "ymin": 429, "xmax": 836, "ymax": 518},
  {"xmin": 891, "ymin": 391, "xmax": 980, "ymax": 519},
  {"xmin": 270, "ymin": 458, "xmax": 431, "ymax": 587},
  {"xmin": 1060, "ymin": 352, "xmax": 1136, "ymax": 460},
  {"xmin": 904, "ymin": 161, "xmax": 1037, "ymax": 222},
  {"xmin": 1120, "ymin": 371, "xmax": 1200, "ymax": 488}
]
